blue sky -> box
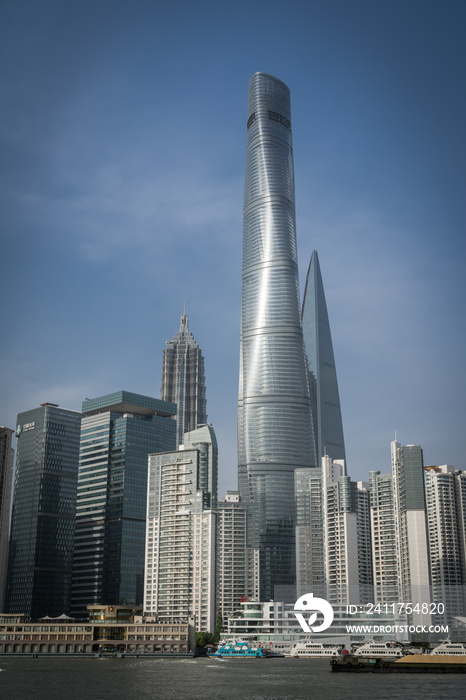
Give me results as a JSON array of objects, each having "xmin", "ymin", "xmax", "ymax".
[{"xmin": 1, "ymin": 0, "xmax": 465, "ymax": 495}]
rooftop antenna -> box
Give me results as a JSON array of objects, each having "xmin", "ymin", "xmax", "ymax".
[{"xmin": 180, "ymin": 300, "xmax": 189, "ymax": 331}]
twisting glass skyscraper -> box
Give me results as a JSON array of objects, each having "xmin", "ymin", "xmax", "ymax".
[
  {"xmin": 302, "ymin": 250, "xmax": 346, "ymax": 464},
  {"xmin": 238, "ymin": 73, "xmax": 316, "ymax": 600}
]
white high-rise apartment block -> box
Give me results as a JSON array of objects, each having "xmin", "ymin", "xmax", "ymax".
[
  {"xmin": 144, "ymin": 426, "xmax": 217, "ymax": 632},
  {"xmin": 424, "ymin": 465, "xmax": 466, "ymax": 625},
  {"xmin": 455, "ymin": 469, "xmax": 466, "ymax": 581},
  {"xmin": 216, "ymin": 491, "xmax": 249, "ymax": 620},
  {"xmin": 323, "ymin": 456, "xmax": 360, "ymax": 605},
  {"xmin": 369, "ymin": 470, "xmax": 398, "ymax": 603},
  {"xmin": 295, "ymin": 468, "xmax": 325, "ymax": 599},
  {"xmin": 192, "ymin": 509, "xmax": 216, "ymax": 632},
  {"xmin": 296, "ymin": 459, "xmax": 371, "ymax": 605},
  {"xmin": 357, "ymin": 481, "xmax": 373, "ymax": 604},
  {"xmin": 391, "ymin": 442, "xmax": 431, "ymax": 629}
]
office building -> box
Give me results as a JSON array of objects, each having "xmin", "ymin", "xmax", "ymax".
[
  {"xmin": 0, "ymin": 427, "xmax": 14, "ymax": 611},
  {"xmin": 238, "ymin": 72, "xmax": 316, "ymax": 600},
  {"xmin": 71, "ymin": 392, "xmax": 176, "ymax": 618},
  {"xmin": 161, "ymin": 309, "xmax": 207, "ymax": 447},
  {"xmin": 144, "ymin": 425, "xmax": 218, "ymax": 631},
  {"xmin": 302, "ymin": 250, "xmax": 346, "ymax": 464},
  {"xmin": 5, "ymin": 404, "xmax": 81, "ymax": 618}
]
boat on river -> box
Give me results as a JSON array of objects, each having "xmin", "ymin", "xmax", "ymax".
[
  {"xmin": 332, "ymin": 639, "xmax": 466, "ymax": 672},
  {"xmin": 208, "ymin": 640, "xmax": 270, "ymax": 658},
  {"xmin": 430, "ymin": 641, "xmax": 466, "ymax": 655},
  {"xmin": 331, "ymin": 652, "xmax": 466, "ymax": 673},
  {"xmin": 286, "ymin": 640, "xmax": 345, "ymax": 658},
  {"xmin": 352, "ymin": 641, "xmax": 405, "ymax": 658}
]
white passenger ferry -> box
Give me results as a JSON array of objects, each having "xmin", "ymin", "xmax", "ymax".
[
  {"xmin": 286, "ymin": 641, "xmax": 345, "ymax": 658},
  {"xmin": 353, "ymin": 641, "xmax": 405, "ymax": 658},
  {"xmin": 430, "ymin": 641, "xmax": 466, "ymax": 656}
]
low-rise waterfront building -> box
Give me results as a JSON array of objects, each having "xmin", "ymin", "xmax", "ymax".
[
  {"xmin": 0, "ymin": 605, "xmax": 195, "ymax": 654},
  {"xmin": 226, "ymin": 599, "xmax": 409, "ymax": 651}
]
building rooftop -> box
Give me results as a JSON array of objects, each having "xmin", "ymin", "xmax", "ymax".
[{"xmin": 82, "ymin": 391, "xmax": 177, "ymax": 418}]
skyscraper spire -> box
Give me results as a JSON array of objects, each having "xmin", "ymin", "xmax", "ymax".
[
  {"xmin": 238, "ymin": 73, "xmax": 316, "ymax": 600},
  {"xmin": 302, "ymin": 250, "xmax": 346, "ymax": 464},
  {"xmin": 180, "ymin": 302, "xmax": 189, "ymax": 331},
  {"xmin": 161, "ymin": 309, "xmax": 207, "ymax": 446}
]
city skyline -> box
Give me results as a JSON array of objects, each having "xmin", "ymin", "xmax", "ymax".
[{"xmin": 1, "ymin": 1, "xmax": 465, "ymax": 497}]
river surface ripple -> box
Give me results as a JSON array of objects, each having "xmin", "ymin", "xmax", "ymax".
[{"xmin": 0, "ymin": 656, "xmax": 464, "ymax": 700}]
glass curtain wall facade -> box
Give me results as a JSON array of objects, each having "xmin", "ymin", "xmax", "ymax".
[
  {"xmin": 238, "ymin": 73, "xmax": 316, "ymax": 600},
  {"xmin": 0, "ymin": 427, "xmax": 15, "ymax": 611},
  {"xmin": 5, "ymin": 404, "xmax": 81, "ymax": 618},
  {"xmin": 71, "ymin": 392, "xmax": 176, "ymax": 618},
  {"xmin": 302, "ymin": 250, "xmax": 346, "ymax": 464},
  {"xmin": 161, "ymin": 310, "xmax": 207, "ymax": 447}
]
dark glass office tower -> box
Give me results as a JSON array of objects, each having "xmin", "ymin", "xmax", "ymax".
[
  {"xmin": 0, "ymin": 426, "xmax": 14, "ymax": 611},
  {"xmin": 161, "ymin": 309, "xmax": 207, "ymax": 447},
  {"xmin": 302, "ymin": 250, "xmax": 346, "ymax": 463},
  {"xmin": 5, "ymin": 404, "xmax": 81, "ymax": 618},
  {"xmin": 238, "ymin": 73, "xmax": 316, "ymax": 600},
  {"xmin": 70, "ymin": 392, "xmax": 176, "ymax": 618}
]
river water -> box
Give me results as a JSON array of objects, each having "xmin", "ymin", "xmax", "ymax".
[{"xmin": 0, "ymin": 656, "xmax": 464, "ymax": 700}]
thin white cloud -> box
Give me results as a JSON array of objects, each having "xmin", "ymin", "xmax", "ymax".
[{"xmin": 11, "ymin": 164, "xmax": 243, "ymax": 264}]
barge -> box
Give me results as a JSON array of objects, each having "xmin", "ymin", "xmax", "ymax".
[{"xmin": 331, "ymin": 653, "xmax": 466, "ymax": 673}]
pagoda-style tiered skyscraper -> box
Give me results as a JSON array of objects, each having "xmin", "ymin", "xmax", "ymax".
[
  {"xmin": 302, "ymin": 250, "xmax": 346, "ymax": 464},
  {"xmin": 238, "ymin": 73, "xmax": 316, "ymax": 600},
  {"xmin": 161, "ymin": 309, "xmax": 207, "ymax": 447}
]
